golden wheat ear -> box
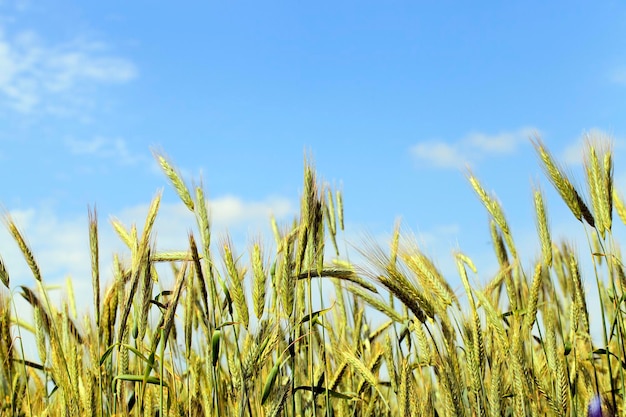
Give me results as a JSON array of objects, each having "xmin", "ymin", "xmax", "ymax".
[{"xmin": 531, "ymin": 137, "xmax": 595, "ymax": 227}]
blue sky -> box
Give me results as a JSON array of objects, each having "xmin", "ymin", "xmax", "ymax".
[{"xmin": 0, "ymin": 1, "xmax": 625, "ymax": 309}]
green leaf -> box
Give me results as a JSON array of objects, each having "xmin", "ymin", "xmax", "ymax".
[
  {"xmin": 114, "ymin": 374, "xmax": 168, "ymax": 387},
  {"xmin": 298, "ymin": 304, "xmax": 334, "ymax": 326},
  {"xmin": 294, "ymin": 385, "xmax": 356, "ymax": 400},
  {"xmin": 261, "ymin": 362, "xmax": 280, "ymax": 405},
  {"xmin": 211, "ymin": 330, "xmax": 221, "ymax": 367}
]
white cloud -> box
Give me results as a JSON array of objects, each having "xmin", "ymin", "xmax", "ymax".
[
  {"xmin": 117, "ymin": 195, "xmax": 295, "ymax": 246},
  {"xmin": 411, "ymin": 127, "xmax": 538, "ymax": 169},
  {"xmin": 561, "ymin": 128, "xmax": 619, "ymax": 166},
  {"xmin": 0, "ymin": 207, "xmax": 90, "ymax": 286},
  {"xmin": 410, "ymin": 141, "xmax": 466, "ymax": 169},
  {"xmin": 465, "ymin": 127, "xmax": 535, "ymax": 154},
  {"xmin": 0, "ymin": 26, "xmax": 136, "ymax": 113},
  {"xmin": 64, "ymin": 137, "xmax": 143, "ymax": 165},
  {"xmin": 213, "ymin": 196, "xmax": 293, "ymax": 225},
  {"xmin": 0, "ymin": 194, "xmax": 295, "ymax": 313},
  {"xmin": 417, "ymin": 223, "xmax": 461, "ymax": 248},
  {"xmin": 562, "ymin": 138, "xmax": 586, "ymax": 166}
]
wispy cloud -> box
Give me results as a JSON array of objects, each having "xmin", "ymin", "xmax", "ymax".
[
  {"xmin": 116, "ymin": 195, "xmax": 295, "ymax": 249},
  {"xmin": 411, "ymin": 141, "xmax": 467, "ymax": 169},
  {"xmin": 64, "ymin": 137, "xmax": 143, "ymax": 165},
  {"xmin": 610, "ymin": 67, "xmax": 626, "ymax": 86},
  {"xmin": 0, "ymin": 26, "xmax": 136, "ymax": 113},
  {"xmin": 0, "ymin": 194, "xmax": 295, "ymax": 307},
  {"xmin": 410, "ymin": 127, "xmax": 538, "ymax": 169},
  {"xmin": 211, "ymin": 196, "xmax": 293, "ymax": 228},
  {"xmin": 562, "ymin": 137, "xmax": 587, "ymax": 166},
  {"xmin": 0, "ymin": 207, "xmax": 89, "ymax": 285},
  {"xmin": 562, "ymin": 128, "xmax": 620, "ymax": 166}
]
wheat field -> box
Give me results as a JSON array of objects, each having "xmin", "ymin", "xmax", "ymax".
[{"xmin": 0, "ymin": 138, "xmax": 621, "ymax": 416}]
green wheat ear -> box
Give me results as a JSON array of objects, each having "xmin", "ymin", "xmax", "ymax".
[
  {"xmin": 0, "ymin": 256, "xmax": 8, "ymax": 289},
  {"xmin": 153, "ymin": 150, "xmax": 195, "ymax": 212}
]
